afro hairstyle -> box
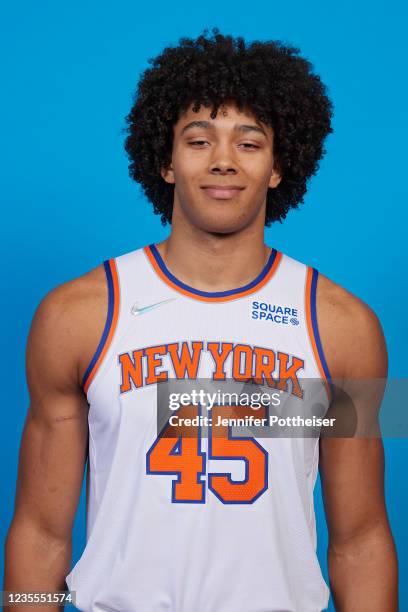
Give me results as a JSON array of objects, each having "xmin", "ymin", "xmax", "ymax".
[{"xmin": 124, "ymin": 29, "xmax": 334, "ymax": 226}]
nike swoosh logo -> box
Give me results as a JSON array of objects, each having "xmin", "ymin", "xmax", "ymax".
[{"xmin": 131, "ymin": 298, "xmax": 175, "ymax": 316}]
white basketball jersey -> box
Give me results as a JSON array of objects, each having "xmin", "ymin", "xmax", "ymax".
[{"xmin": 65, "ymin": 244, "xmax": 331, "ymax": 612}]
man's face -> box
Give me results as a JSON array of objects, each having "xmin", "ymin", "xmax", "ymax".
[{"xmin": 161, "ymin": 102, "xmax": 282, "ymax": 234}]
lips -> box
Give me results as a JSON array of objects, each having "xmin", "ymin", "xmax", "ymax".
[{"xmin": 200, "ymin": 185, "xmax": 245, "ymax": 200}]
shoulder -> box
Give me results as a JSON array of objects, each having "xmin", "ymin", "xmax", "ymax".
[
  {"xmin": 31, "ymin": 263, "xmax": 107, "ymax": 328},
  {"xmin": 27, "ymin": 263, "xmax": 108, "ymax": 390},
  {"xmin": 315, "ymin": 271, "xmax": 387, "ymax": 381}
]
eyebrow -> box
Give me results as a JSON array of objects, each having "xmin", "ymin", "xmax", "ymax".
[{"xmin": 180, "ymin": 120, "xmax": 268, "ymax": 137}]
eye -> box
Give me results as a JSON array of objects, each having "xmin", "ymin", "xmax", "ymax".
[
  {"xmin": 239, "ymin": 143, "xmax": 260, "ymax": 150},
  {"xmin": 188, "ymin": 140, "xmax": 210, "ymax": 147}
]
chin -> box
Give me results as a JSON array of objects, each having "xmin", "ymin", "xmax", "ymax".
[
  {"xmin": 177, "ymin": 195, "xmax": 262, "ymax": 235},
  {"xmin": 190, "ymin": 210, "xmax": 255, "ymax": 235}
]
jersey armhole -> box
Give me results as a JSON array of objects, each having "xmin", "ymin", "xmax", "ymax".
[
  {"xmin": 82, "ymin": 258, "xmax": 120, "ymax": 395},
  {"xmin": 305, "ymin": 266, "xmax": 333, "ymax": 403}
]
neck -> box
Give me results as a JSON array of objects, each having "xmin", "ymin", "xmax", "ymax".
[{"xmin": 155, "ymin": 213, "xmax": 270, "ymax": 293}]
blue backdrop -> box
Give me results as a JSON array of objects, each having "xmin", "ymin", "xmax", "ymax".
[{"xmin": 1, "ymin": 1, "xmax": 407, "ymax": 609}]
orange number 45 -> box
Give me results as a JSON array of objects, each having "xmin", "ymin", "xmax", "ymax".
[{"xmin": 146, "ymin": 405, "xmax": 268, "ymax": 504}]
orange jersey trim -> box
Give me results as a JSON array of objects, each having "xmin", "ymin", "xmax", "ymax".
[
  {"xmin": 144, "ymin": 245, "xmax": 282, "ymax": 303},
  {"xmin": 305, "ymin": 266, "xmax": 332, "ymax": 402},
  {"xmin": 83, "ymin": 258, "xmax": 120, "ymax": 394}
]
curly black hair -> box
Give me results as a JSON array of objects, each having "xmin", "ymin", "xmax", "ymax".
[{"xmin": 124, "ymin": 29, "xmax": 334, "ymax": 226}]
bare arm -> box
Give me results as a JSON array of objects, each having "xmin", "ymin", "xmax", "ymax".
[
  {"xmin": 317, "ymin": 275, "xmax": 398, "ymax": 611},
  {"xmin": 4, "ymin": 269, "xmax": 106, "ymax": 610}
]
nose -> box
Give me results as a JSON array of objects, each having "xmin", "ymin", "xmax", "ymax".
[
  {"xmin": 210, "ymin": 165, "xmax": 237, "ymax": 175},
  {"xmin": 209, "ymin": 144, "xmax": 238, "ymax": 175}
]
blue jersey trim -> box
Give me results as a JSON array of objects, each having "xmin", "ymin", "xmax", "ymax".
[
  {"xmin": 82, "ymin": 260, "xmax": 115, "ymax": 390},
  {"xmin": 310, "ymin": 268, "xmax": 332, "ymax": 382},
  {"xmin": 148, "ymin": 243, "xmax": 278, "ymax": 298}
]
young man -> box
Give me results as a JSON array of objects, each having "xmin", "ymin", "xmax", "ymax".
[{"xmin": 5, "ymin": 31, "xmax": 398, "ymax": 611}]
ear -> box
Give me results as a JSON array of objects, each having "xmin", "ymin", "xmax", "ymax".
[
  {"xmin": 268, "ymin": 163, "xmax": 282, "ymax": 189},
  {"xmin": 161, "ymin": 162, "xmax": 175, "ymax": 185}
]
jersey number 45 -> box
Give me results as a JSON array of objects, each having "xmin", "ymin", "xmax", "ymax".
[{"xmin": 146, "ymin": 405, "xmax": 268, "ymax": 504}]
